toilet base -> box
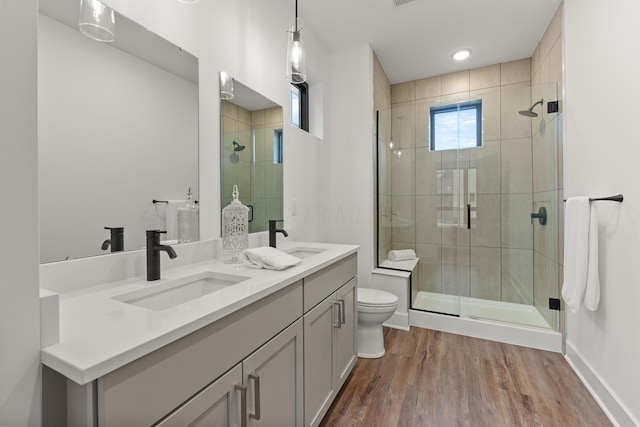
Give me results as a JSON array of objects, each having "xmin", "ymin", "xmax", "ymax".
[{"xmin": 357, "ymin": 322, "xmax": 387, "ymax": 359}]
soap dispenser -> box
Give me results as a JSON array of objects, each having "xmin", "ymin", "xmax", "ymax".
[{"xmin": 177, "ymin": 187, "xmax": 199, "ymax": 243}]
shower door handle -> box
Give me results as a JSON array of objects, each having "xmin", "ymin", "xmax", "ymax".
[{"xmin": 467, "ymin": 204, "xmax": 471, "ymax": 229}]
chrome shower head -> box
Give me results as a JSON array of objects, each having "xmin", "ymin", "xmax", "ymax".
[
  {"xmin": 232, "ymin": 141, "xmax": 245, "ymax": 152},
  {"xmin": 519, "ymin": 99, "xmax": 544, "ymax": 117}
]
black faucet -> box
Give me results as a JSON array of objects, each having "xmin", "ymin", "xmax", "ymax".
[
  {"xmin": 101, "ymin": 227, "xmax": 124, "ymax": 252},
  {"xmin": 268, "ymin": 220, "xmax": 288, "ymax": 248},
  {"xmin": 146, "ymin": 230, "xmax": 177, "ymax": 281}
]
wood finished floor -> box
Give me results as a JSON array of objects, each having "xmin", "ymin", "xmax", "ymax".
[{"xmin": 320, "ymin": 327, "xmax": 612, "ymax": 427}]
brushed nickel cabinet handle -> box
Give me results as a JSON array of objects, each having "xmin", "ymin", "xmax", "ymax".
[
  {"xmin": 235, "ymin": 383, "xmax": 247, "ymax": 427},
  {"xmin": 248, "ymin": 373, "xmax": 261, "ymax": 420},
  {"xmin": 338, "ymin": 299, "xmax": 346, "ymax": 325},
  {"xmin": 333, "ymin": 302, "xmax": 342, "ymax": 328}
]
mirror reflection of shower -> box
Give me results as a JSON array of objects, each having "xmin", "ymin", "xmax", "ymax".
[
  {"xmin": 230, "ymin": 141, "xmax": 245, "ymax": 163},
  {"xmin": 518, "ymin": 99, "xmax": 543, "ymax": 117},
  {"xmin": 393, "ymin": 116, "xmax": 404, "ymax": 158}
]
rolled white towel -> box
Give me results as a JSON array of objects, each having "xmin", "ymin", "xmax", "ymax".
[
  {"xmin": 388, "ymin": 249, "xmax": 417, "ymax": 261},
  {"xmin": 241, "ymin": 247, "xmax": 302, "ymax": 270}
]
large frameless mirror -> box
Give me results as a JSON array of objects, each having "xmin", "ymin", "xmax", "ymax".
[
  {"xmin": 38, "ymin": 0, "xmax": 199, "ymax": 263},
  {"xmin": 219, "ymin": 74, "xmax": 283, "ymax": 233}
]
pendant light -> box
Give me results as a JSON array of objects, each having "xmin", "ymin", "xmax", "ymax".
[
  {"xmin": 286, "ymin": 0, "xmax": 306, "ymax": 84},
  {"xmin": 220, "ymin": 71, "xmax": 234, "ymax": 100},
  {"xmin": 78, "ymin": 0, "xmax": 115, "ymax": 43}
]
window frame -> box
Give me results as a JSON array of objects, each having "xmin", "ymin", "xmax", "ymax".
[
  {"xmin": 291, "ymin": 82, "xmax": 309, "ymax": 132},
  {"xmin": 429, "ymin": 99, "xmax": 482, "ymax": 151}
]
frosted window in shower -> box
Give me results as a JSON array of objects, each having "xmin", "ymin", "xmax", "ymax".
[{"xmin": 430, "ymin": 100, "xmax": 482, "ymax": 151}]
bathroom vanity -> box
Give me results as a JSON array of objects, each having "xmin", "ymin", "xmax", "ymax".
[{"xmin": 41, "ymin": 242, "xmax": 358, "ymax": 427}]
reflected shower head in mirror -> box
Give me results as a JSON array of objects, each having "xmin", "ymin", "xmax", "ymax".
[
  {"xmin": 519, "ymin": 99, "xmax": 544, "ymax": 117},
  {"xmin": 233, "ymin": 141, "xmax": 245, "ymax": 152}
]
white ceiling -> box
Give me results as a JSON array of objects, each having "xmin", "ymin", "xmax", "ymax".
[{"xmin": 299, "ymin": 0, "xmax": 561, "ymax": 84}]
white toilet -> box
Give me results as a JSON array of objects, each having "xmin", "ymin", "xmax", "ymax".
[{"xmin": 357, "ymin": 288, "xmax": 399, "ymax": 358}]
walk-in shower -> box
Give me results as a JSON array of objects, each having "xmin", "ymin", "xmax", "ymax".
[{"xmin": 375, "ymin": 81, "xmax": 562, "ymax": 334}]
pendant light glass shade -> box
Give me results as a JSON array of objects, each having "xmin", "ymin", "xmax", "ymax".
[
  {"xmin": 286, "ymin": 16, "xmax": 306, "ymax": 84},
  {"xmin": 220, "ymin": 71, "xmax": 234, "ymax": 100},
  {"xmin": 78, "ymin": 0, "xmax": 115, "ymax": 43}
]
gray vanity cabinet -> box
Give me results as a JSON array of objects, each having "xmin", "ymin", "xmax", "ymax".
[
  {"xmin": 155, "ymin": 364, "xmax": 243, "ymax": 426},
  {"xmin": 157, "ymin": 319, "xmax": 303, "ymax": 427},
  {"xmin": 303, "ymin": 255, "xmax": 358, "ymax": 427}
]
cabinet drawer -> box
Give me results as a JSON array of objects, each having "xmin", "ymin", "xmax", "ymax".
[
  {"xmin": 304, "ymin": 254, "xmax": 357, "ymax": 313},
  {"xmin": 99, "ymin": 281, "xmax": 303, "ymax": 426}
]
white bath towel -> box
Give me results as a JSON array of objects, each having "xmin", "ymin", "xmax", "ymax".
[
  {"xmin": 388, "ymin": 249, "xmax": 417, "ymax": 261},
  {"xmin": 561, "ymin": 197, "xmax": 600, "ymax": 312},
  {"xmin": 241, "ymin": 247, "xmax": 302, "ymax": 270},
  {"xmin": 165, "ymin": 200, "xmax": 186, "ymax": 241}
]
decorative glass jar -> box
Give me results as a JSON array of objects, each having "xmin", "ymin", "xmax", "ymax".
[{"xmin": 222, "ymin": 185, "xmax": 249, "ymax": 263}]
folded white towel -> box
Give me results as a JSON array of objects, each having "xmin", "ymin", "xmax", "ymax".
[
  {"xmin": 561, "ymin": 197, "xmax": 600, "ymax": 312},
  {"xmin": 388, "ymin": 249, "xmax": 417, "ymax": 261},
  {"xmin": 241, "ymin": 247, "xmax": 302, "ymax": 270}
]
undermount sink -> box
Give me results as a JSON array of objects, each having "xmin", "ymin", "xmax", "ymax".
[
  {"xmin": 285, "ymin": 246, "xmax": 328, "ymax": 259},
  {"xmin": 113, "ymin": 271, "xmax": 250, "ymax": 311}
]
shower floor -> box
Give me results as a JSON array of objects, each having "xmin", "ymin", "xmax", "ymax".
[{"xmin": 413, "ymin": 291, "xmax": 553, "ymax": 329}]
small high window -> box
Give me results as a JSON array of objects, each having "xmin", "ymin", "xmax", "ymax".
[
  {"xmin": 430, "ymin": 100, "xmax": 482, "ymax": 151},
  {"xmin": 291, "ymin": 82, "xmax": 309, "ymax": 132},
  {"xmin": 273, "ymin": 129, "xmax": 284, "ymax": 164}
]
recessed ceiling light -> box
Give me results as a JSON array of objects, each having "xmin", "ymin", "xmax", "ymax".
[{"xmin": 452, "ymin": 49, "xmax": 472, "ymax": 61}]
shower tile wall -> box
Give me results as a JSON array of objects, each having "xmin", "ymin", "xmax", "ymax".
[
  {"xmin": 250, "ymin": 106, "xmax": 283, "ymax": 232},
  {"xmin": 222, "ymin": 100, "xmax": 252, "ymax": 206},
  {"xmin": 390, "ymin": 58, "xmax": 535, "ymax": 305},
  {"xmin": 221, "ymin": 101, "xmax": 283, "ymax": 233}
]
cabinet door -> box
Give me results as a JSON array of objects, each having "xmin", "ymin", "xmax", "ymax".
[
  {"xmin": 155, "ymin": 364, "xmax": 242, "ymax": 427},
  {"xmin": 304, "ymin": 295, "xmax": 337, "ymax": 427},
  {"xmin": 334, "ymin": 277, "xmax": 358, "ymax": 389},
  {"xmin": 243, "ymin": 318, "xmax": 304, "ymax": 427}
]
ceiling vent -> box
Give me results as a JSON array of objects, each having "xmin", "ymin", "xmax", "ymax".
[{"xmin": 390, "ymin": 0, "xmax": 419, "ymax": 8}]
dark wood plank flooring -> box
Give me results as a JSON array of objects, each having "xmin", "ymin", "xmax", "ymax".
[{"xmin": 320, "ymin": 327, "xmax": 612, "ymax": 427}]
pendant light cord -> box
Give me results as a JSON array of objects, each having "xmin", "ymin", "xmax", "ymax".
[{"xmin": 295, "ymin": 0, "xmax": 299, "ymax": 32}]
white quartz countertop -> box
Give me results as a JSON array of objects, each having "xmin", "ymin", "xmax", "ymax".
[{"xmin": 41, "ymin": 242, "xmax": 358, "ymax": 385}]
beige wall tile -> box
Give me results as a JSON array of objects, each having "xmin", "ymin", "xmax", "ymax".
[
  {"xmin": 470, "ymin": 141, "xmax": 501, "ymax": 194},
  {"xmin": 415, "ymin": 147, "xmax": 442, "ymax": 196},
  {"xmin": 416, "ymin": 195, "xmax": 442, "ymax": 245},
  {"xmin": 501, "ymin": 137, "xmax": 532, "ymax": 194},
  {"xmin": 471, "ymin": 88, "xmax": 501, "ymax": 142},
  {"xmin": 392, "ymin": 81, "xmax": 416, "ymax": 103},
  {"xmin": 265, "ymin": 106, "xmax": 282, "ymax": 125},
  {"xmin": 392, "ymin": 101, "xmax": 416, "ymax": 148},
  {"xmin": 391, "ymin": 195, "xmax": 416, "ymax": 244},
  {"xmin": 442, "ymin": 245, "xmax": 470, "ymax": 296},
  {"xmin": 501, "ymin": 83, "xmax": 532, "ymax": 139},
  {"xmin": 470, "ymin": 64, "xmax": 501, "ymax": 90},
  {"xmin": 501, "ymin": 193, "xmax": 533, "ymax": 249},
  {"xmin": 415, "ymin": 97, "xmax": 441, "ymax": 148},
  {"xmin": 238, "ymin": 106, "xmax": 251, "ymax": 125},
  {"xmin": 416, "ymin": 75, "xmax": 442, "ymax": 99},
  {"xmin": 251, "ymin": 109, "xmax": 265, "ymax": 126},
  {"xmin": 222, "ymin": 100, "xmax": 239, "ymax": 120},
  {"xmin": 417, "ymin": 244, "xmax": 442, "ymax": 293},
  {"xmin": 471, "ymin": 194, "xmax": 502, "ymax": 247},
  {"xmin": 532, "ymin": 119, "xmax": 558, "ymax": 193},
  {"xmin": 469, "ymin": 246, "xmax": 501, "ymax": 300},
  {"xmin": 533, "ymin": 190, "xmax": 558, "ymax": 262},
  {"xmin": 548, "ymin": 38, "xmax": 563, "ymax": 93},
  {"xmin": 531, "ymin": 43, "xmax": 542, "ymax": 78},
  {"xmin": 442, "ymin": 70, "xmax": 470, "ymax": 95},
  {"xmin": 501, "ymin": 58, "xmax": 531, "ymax": 85},
  {"xmin": 391, "ymin": 147, "xmax": 415, "ymax": 196},
  {"xmin": 501, "ymin": 248, "xmax": 533, "ymax": 304}
]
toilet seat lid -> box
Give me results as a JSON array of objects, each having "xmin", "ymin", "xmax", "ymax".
[{"xmin": 357, "ymin": 288, "xmax": 398, "ymax": 306}]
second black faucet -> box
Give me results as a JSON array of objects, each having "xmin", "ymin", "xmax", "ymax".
[
  {"xmin": 146, "ymin": 230, "xmax": 177, "ymax": 281},
  {"xmin": 268, "ymin": 220, "xmax": 288, "ymax": 248}
]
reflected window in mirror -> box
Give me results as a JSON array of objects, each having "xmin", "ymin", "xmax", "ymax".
[
  {"xmin": 274, "ymin": 129, "xmax": 284, "ymax": 164},
  {"xmin": 290, "ymin": 82, "xmax": 309, "ymax": 131}
]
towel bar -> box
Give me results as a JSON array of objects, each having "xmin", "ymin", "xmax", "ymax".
[{"xmin": 563, "ymin": 194, "xmax": 623, "ymax": 203}]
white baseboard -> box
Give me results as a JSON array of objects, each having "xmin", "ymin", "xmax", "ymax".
[{"xmin": 565, "ymin": 342, "xmax": 639, "ymax": 427}]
